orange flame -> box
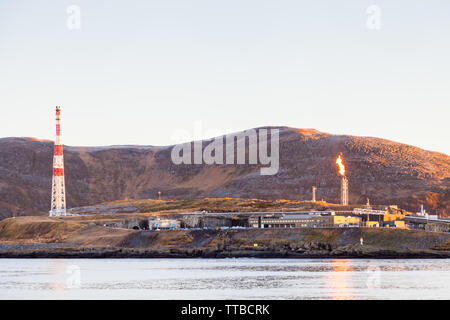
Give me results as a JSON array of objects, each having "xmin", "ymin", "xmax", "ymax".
[{"xmin": 336, "ymin": 155, "xmax": 345, "ymax": 176}]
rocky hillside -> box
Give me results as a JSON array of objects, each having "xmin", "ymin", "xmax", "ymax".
[{"xmin": 0, "ymin": 127, "xmax": 448, "ymax": 219}]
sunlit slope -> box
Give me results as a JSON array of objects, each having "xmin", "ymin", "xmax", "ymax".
[{"xmin": 0, "ymin": 127, "xmax": 448, "ymax": 219}]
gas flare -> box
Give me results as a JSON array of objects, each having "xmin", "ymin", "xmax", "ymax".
[{"xmin": 336, "ymin": 155, "xmax": 345, "ymax": 176}]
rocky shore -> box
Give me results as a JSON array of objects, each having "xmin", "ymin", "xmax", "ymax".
[
  {"xmin": 0, "ymin": 216, "xmax": 449, "ymax": 259},
  {"xmin": 0, "ymin": 246, "xmax": 448, "ymax": 259},
  {"xmin": 1, "ymin": 195, "xmax": 448, "ymax": 260}
]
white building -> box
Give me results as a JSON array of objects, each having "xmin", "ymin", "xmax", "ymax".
[{"xmin": 148, "ymin": 218, "xmax": 180, "ymax": 230}]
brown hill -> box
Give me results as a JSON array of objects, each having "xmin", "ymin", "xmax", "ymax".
[{"xmin": 0, "ymin": 127, "xmax": 448, "ymax": 219}]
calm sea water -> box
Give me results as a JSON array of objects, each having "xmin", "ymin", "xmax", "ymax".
[{"xmin": 0, "ymin": 258, "xmax": 448, "ymax": 300}]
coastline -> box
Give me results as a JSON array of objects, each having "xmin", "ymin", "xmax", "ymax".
[
  {"xmin": 1, "ymin": 216, "xmax": 449, "ymax": 259},
  {"xmin": 0, "ymin": 246, "xmax": 448, "ymax": 259}
]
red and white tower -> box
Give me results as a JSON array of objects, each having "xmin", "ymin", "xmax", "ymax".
[{"xmin": 49, "ymin": 106, "xmax": 67, "ymax": 217}]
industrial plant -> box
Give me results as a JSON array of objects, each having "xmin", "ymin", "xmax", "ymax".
[{"xmin": 48, "ymin": 107, "xmax": 449, "ymax": 232}]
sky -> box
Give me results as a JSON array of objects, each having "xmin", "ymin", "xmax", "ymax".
[{"xmin": 0, "ymin": 0, "xmax": 449, "ymax": 154}]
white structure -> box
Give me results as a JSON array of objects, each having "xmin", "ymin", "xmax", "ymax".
[
  {"xmin": 341, "ymin": 176, "xmax": 348, "ymax": 206},
  {"xmin": 353, "ymin": 208, "xmax": 386, "ymax": 215},
  {"xmin": 148, "ymin": 218, "xmax": 180, "ymax": 230},
  {"xmin": 49, "ymin": 106, "xmax": 67, "ymax": 216}
]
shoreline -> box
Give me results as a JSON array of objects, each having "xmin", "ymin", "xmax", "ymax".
[
  {"xmin": 1, "ymin": 217, "xmax": 448, "ymax": 259},
  {"xmin": 1, "ymin": 247, "xmax": 448, "ymax": 259}
]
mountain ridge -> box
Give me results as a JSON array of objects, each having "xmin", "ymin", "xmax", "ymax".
[{"xmin": 13, "ymin": 125, "xmax": 449, "ymax": 156}]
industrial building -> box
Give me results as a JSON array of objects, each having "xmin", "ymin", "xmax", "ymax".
[
  {"xmin": 385, "ymin": 220, "xmax": 406, "ymax": 229},
  {"xmin": 246, "ymin": 210, "xmax": 443, "ymax": 230},
  {"xmin": 366, "ymin": 221, "xmax": 380, "ymax": 228},
  {"xmin": 249, "ymin": 214, "xmax": 333, "ymax": 228},
  {"xmin": 248, "ymin": 214, "xmax": 361, "ymax": 229},
  {"xmin": 332, "ymin": 215, "xmax": 361, "ymax": 227}
]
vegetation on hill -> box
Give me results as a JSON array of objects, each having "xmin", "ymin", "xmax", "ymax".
[
  {"xmin": 0, "ymin": 127, "xmax": 448, "ymax": 220},
  {"xmin": 70, "ymin": 197, "xmax": 390, "ymax": 216}
]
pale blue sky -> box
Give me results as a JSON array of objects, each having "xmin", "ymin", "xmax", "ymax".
[{"xmin": 1, "ymin": 0, "xmax": 449, "ymax": 154}]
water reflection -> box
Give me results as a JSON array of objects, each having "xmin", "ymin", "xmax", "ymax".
[
  {"xmin": 383, "ymin": 261, "xmax": 407, "ymax": 272},
  {"xmin": 50, "ymin": 259, "xmax": 68, "ymax": 291},
  {"xmin": 0, "ymin": 258, "xmax": 448, "ymax": 300},
  {"xmin": 326, "ymin": 259, "xmax": 355, "ymax": 300}
]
